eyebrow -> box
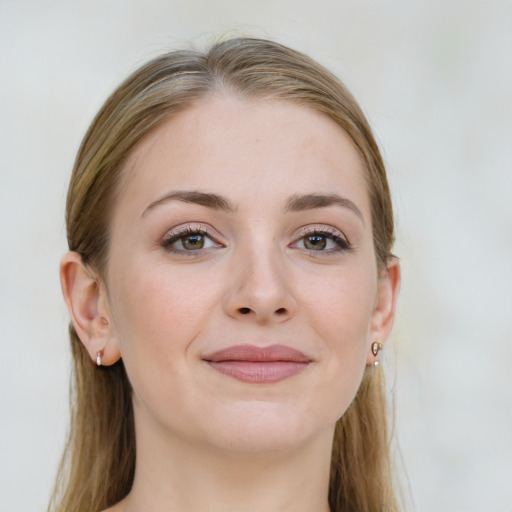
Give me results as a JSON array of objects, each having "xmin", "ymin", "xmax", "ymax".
[
  {"xmin": 142, "ymin": 190, "xmax": 237, "ymax": 217},
  {"xmin": 142, "ymin": 190, "xmax": 364, "ymax": 223},
  {"xmin": 285, "ymin": 193, "xmax": 364, "ymax": 223}
]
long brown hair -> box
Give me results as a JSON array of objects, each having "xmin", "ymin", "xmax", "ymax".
[{"xmin": 50, "ymin": 37, "xmax": 398, "ymax": 512}]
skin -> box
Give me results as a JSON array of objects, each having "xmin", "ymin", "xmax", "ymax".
[{"xmin": 61, "ymin": 95, "xmax": 400, "ymax": 512}]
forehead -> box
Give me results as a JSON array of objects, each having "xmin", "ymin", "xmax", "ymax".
[{"xmin": 116, "ymin": 95, "xmax": 370, "ymax": 221}]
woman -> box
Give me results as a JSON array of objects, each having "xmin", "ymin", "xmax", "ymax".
[{"xmin": 50, "ymin": 37, "xmax": 401, "ymax": 512}]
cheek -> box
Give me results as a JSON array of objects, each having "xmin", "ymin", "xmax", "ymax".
[
  {"xmin": 106, "ymin": 260, "xmax": 225, "ymax": 426},
  {"xmin": 304, "ymin": 265, "xmax": 377, "ymax": 413},
  {"xmin": 310, "ymin": 263, "xmax": 377, "ymax": 345},
  {"xmin": 108, "ymin": 259, "xmax": 222, "ymax": 362}
]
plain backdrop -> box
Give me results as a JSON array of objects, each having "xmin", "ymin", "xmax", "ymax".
[{"xmin": 0, "ymin": 1, "xmax": 511, "ymax": 511}]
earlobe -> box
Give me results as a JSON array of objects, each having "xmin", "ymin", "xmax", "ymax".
[
  {"xmin": 60, "ymin": 251, "xmax": 121, "ymax": 366},
  {"xmin": 367, "ymin": 257, "xmax": 401, "ymax": 364}
]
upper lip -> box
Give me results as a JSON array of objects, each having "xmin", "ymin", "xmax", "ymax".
[{"xmin": 203, "ymin": 344, "xmax": 311, "ymax": 363}]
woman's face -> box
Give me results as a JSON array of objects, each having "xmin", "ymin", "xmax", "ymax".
[{"xmin": 102, "ymin": 95, "xmax": 397, "ymax": 452}]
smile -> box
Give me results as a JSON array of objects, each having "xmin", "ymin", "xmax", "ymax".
[{"xmin": 203, "ymin": 344, "xmax": 312, "ymax": 383}]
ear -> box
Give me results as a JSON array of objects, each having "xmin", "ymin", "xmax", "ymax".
[
  {"xmin": 367, "ymin": 257, "xmax": 401, "ymax": 364},
  {"xmin": 60, "ymin": 251, "xmax": 121, "ymax": 366}
]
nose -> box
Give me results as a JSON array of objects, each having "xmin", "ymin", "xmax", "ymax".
[{"xmin": 223, "ymin": 244, "xmax": 296, "ymax": 324}]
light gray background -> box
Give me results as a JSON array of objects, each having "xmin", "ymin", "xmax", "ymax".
[{"xmin": 1, "ymin": 1, "xmax": 511, "ymax": 511}]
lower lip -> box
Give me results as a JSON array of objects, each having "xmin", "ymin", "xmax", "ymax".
[{"xmin": 207, "ymin": 361, "xmax": 309, "ymax": 383}]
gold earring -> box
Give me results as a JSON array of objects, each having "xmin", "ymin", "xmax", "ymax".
[{"xmin": 371, "ymin": 341, "xmax": 383, "ymax": 357}]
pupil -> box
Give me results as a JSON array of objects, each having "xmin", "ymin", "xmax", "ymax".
[
  {"xmin": 183, "ymin": 234, "xmax": 204, "ymax": 250},
  {"xmin": 305, "ymin": 235, "xmax": 326, "ymax": 250}
]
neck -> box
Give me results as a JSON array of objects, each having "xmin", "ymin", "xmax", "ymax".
[{"xmin": 118, "ymin": 412, "xmax": 334, "ymax": 512}]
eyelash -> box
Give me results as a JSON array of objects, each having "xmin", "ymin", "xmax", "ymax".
[
  {"xmin": 291, "ymin": 227, "xmax": 351, "ymax": 254},
  {"xmin": 161, "ymin": 225, "xmax": 222, "ymax": 256},
  {"xmin": 161, "ymin": 225, "xmax": 351, "ymax": 256}
]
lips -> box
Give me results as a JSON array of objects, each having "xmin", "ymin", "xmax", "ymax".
[{"xmin": 203, "ymin": 344, "xmax": 311, "ymax": 383}]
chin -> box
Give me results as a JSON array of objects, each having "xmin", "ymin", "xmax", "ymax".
[{"xmin": 199, "ymin": 401, "xmax": 330, "ymax": 454}]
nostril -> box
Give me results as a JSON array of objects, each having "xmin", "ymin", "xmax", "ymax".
[
  {"xmin": 239, "ymin": 307, "xmax": 251, "ymax": 315},
  {"xmin": 275, "ymin": 308, "xmax": 287, "ymax": 315}
]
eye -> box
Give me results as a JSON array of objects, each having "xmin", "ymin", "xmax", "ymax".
[
  {"xmin": 162, "ymin": 226, "xmax": 222, "ymax": 254},
  {"xmin": 291, "ymin": 227, "xmax": 351, "ymax": 253}
]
